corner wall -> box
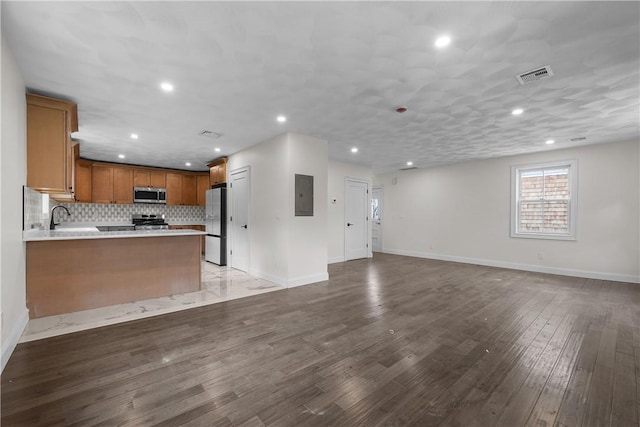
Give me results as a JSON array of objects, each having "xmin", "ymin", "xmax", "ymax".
[
  {"xmin": 1, "ymin": 37, "xmax": 29, "ymax": 371},
  {"xmin": 375, "ymin": 140, "xmax": 640, "ymax": 283},
  {"xmin": 227, "ymin": 132, "xmax": 328, "ymax": 287},
  {"xmin": 327, "ymin": 160, "xmax": 373, "ymax": 263}
]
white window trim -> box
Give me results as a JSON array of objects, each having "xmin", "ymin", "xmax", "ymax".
[{"xmin": 510, "ymin": 159, "xmax": 578, "ymax": 241}]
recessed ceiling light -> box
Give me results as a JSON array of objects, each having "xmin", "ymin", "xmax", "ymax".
[
  {"xmin": 351, "ymin": 147, "xmax": 358, "ymax": 153},
  {"xmin": 118, "ymin": 154, "xmax": 125, "ymax": 159},
  {"xmin": 130, "ymin": 133, "xmax": 139, "ymax": 140},
  {"xmin": 407, "ymin": 161, "xmax": 413, "ymax": 166},
  {"xmin": 545, "ymin": 139, "xmax": 555, "ymax": 145},
  {"xmin": 277, "ymin": 115, "xmax": 287, "ymax": 123},
  {"xmin": 214, "ymin": 147, "xmax": 221, "ymax": 152},
  {"xmin": 434, "ymin": 35, "xmax": 451, "ymax": 48},
  {"xmin": 160, "ymin": 82, "xmax": 174, "ymax": 92},
  {"xmin": 185, "ymin": 162, "xmax": 191, "ymax": 167},
  {"xmin": 512, "ymin": 108, "xmax": 524, "ymax": 116}
]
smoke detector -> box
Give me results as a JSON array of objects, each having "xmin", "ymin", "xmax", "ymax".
[
  {"xmin": 198, "ymin": 130, "xmax": 223, "ymax": 139},
  {"xmin": 515, "ymin": 65, "xmax": 554, "ymax": 85}
]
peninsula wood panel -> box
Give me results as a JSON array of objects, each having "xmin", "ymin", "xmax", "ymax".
[
  {"xmin": 26, "ymin": 235, "xmax": 201, "ymax": 318},
  {"xmin": 5, "ymin": 254, "xmax": 640, "ymax": 426}
]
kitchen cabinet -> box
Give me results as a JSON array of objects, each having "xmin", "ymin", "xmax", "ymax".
[
  {"xmin": 166, "ymin": 172, "xmax": 183, "ymax": 205},
  {"xmin": 166, "ymin": 172, "xmax": 202, "ymax": 206},
  {"xmin": 182, "ymin": 175, "xmax": 197, "ymax": 206},
  {"xmin": 196, "ymin": 174, "xmax": 210, "ymax": 206},
  {"xmin": 133, "ymin": 168, "xmax": 166, "ymax": 188},
  {"xmin": 74, "ymin": 159, "xmax": 92, "ymax": 203},
  {"xmin": 91, "ymin": 164, "xmax": 133, "ymax": 204},
  {"xmin": 207, "ymin": 158, "xmax": 227, "ymax": 185},
  {"xmin": 26, "ymin": 94, "xmax": 78, "ymax": 202}
]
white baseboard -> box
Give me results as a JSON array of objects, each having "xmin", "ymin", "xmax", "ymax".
[
  {"xmin": 287, "ymin": 272, "xmax": 329, "ymax": 288},
  {"xmin": 328, "ymin": 256, "xmax": 345, "ymax": 264},
  {"xmin": 2, "ymin": 308, "xmax": 29, "ymax": 373},
  {"xmin": 251, "ymin": 269, "xmax": 329, "ymax": 288},
  {"xmin": 382, "ymin": 248, "xmax": 640, "ymax": 284}
]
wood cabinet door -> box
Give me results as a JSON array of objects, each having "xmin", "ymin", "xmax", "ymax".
[
  {"xmin": 196, "ymin": 174, "xmax": 210, "ymax": 206},
  {"xmin": 181, "ymin": 175, "xmax": 197, "ymax": 206},
  {"xmin": 27, "ymin": 104, "xmax": 67, "ymax": 192},
  {"xmin": 75, "ymin": 160, "xmax": 92, "ymax": 203},
  {"xmin": 133, "ymin": 169, "xmax": 150, "ymax": 187},
  {"xmin": 113, "ymin": 167, "xmax": 133, "ymax": 204},
  {"xmin": 218, "ymin": 162, "xmax": 227, "ymax": 183},
  {"xmin": 209, "ymin": 165, "xmax": 219, "ymax": 185},
  {"xmin": 166, "ymin": 173, "xmax": 182, "ymax": 205},
  {"xmin": 91, "ymin": 165, "xmax": 114, "ymax": 204},
  {"xmin": 149, "ymin": 170, "xmax": 166, "ymax": 188}
]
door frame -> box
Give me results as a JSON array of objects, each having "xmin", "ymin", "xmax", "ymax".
[
  {"xmin": 344, "ymin": 177, "xmax": 371, "ymax": 261},
  {"xmin": 372, "ymin": 185, "xmax": 383, "ymax": 253},
  {"xmin": 229, "ymin": 166, "xmax": 251, "ymax": 273}
]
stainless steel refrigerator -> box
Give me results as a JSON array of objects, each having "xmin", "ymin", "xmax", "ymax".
[{"xmin": 205, "ymin": 184, "xmax": 227, "ymax": 265}]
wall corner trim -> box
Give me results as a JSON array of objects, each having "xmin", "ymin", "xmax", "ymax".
[{"xmin": 2, "ymin": 307, "xmax": 29, "ymax": 373}]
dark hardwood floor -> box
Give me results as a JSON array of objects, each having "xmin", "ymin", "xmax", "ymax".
[{"xmin": 3, "ymin": 253, "xmax": 640, "ymax": 426}]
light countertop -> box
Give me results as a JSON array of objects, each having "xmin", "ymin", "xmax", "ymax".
[{"xmin": 23, "ymin": 227, "xmax": 205, "ymax": 242}]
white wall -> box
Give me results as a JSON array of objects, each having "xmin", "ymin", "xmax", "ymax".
[
  {"xmin": 1, "ymin": 37, "xmax": 29, "ymax": 371},
  {"xmin": 375, "ymin": 140, "xmax": 640, "ymax": 283},
  {"xmin": 327, "ymin": 160, "xmax": 373, "ymax": 263},
  {"xmin": 227, "ymin": 132, "xmax": 328, "ymax": 287},
  {"xmin": 287, "ymin": 133, "xmax": 328, "ymax": 286}
]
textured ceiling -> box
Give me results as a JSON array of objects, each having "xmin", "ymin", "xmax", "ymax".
[{"xmin": 2, "ymin": 1, "xmax": 639, "ymax": 173}]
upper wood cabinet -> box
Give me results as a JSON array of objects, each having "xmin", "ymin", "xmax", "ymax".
[
  {"xmin": 196, "ymin": 174, "xmax": 210, "ymax": 206},
  {"xmin": 166, "ymin": 172, "xmax": 203, "ymax": 206},
  {"xmin": 74, "ymin": 159, "xmax": 93, "ymax": 203},
  {"xmin": 181, "ymin": 175, "xmax": 197, "ymax": 206},
  {"xmin": 207, "ymin": 157, "xmax": 227, "ymax": 185},
  {"xmin": 91, "ymin": 164, "xmax": 133, "ymax": 204},
  {"xmin": 26, "ymin": 94, "xmax": 78, "ymax": 202},
  {"xmin": 133, "ymin": 169, "xmax": 166, "ymax": 188},
  {"xmin": 166, "ymin": 172, "xmax": 183, "ymax": 206}
]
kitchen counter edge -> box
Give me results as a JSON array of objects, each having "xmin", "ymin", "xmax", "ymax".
[{"xmin": 23, "ymin": 228, "xmax": 206, "ymax": 242}]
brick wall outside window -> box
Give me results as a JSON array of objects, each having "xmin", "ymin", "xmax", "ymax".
[{"xmin": 519, "ymin": 172, "xmax": 569, "ymax": 233}]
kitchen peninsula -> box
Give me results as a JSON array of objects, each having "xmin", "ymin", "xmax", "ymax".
[{"xmin": 24, "ymin": 228, "xmax": 205, "ymax": 318}]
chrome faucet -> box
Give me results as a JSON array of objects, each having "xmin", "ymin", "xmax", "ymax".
[{"xmin": 50, "ymin": 205, "xmax": 71, "ymax": 230}]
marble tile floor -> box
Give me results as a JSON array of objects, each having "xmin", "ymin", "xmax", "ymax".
[{"xmin": 20, "ymin": 260, "xmax": 284, "ymax": 343}]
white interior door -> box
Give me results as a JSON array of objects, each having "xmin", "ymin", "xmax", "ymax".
[
  {"xmin": 230, "ymin": 168, "xmax": 250, "ymax": 272},
  {"xmin": 345, "ymin": 179, "xmax": 369, "ymax": 261},
  {"xmin": 372, "ymin": 186, "xmax": 383, "ymax": 252}
]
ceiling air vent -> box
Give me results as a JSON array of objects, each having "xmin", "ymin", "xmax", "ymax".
[
  {"xmin": 570, "ymin": 136, "xmax": 587, "ymax": 141},
  {"xmin": 198, "ymin": 130, "xmax": 223, "ymax": 139},
  {"xmin": 515, "ymin": 65, "xmax": 554, "ymax": 85},
  {"xmin": 399, "ymin": 166, "xmax": 417, "ymax": 171}
]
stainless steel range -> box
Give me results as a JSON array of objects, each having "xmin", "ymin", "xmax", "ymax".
[{"xmin": 132, "ymin": 214, "xmax": 169, "ymax": 230}]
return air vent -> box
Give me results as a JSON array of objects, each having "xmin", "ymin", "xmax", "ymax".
[
  {"xmin": 198, "ymin": 130, "xmax": 223, "ymax": 139},
  {"xmin": 515, "ymin": 65, "xmax": 554, "ymax": 85}
]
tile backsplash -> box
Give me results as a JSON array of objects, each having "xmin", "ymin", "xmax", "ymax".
[
  {"xmin": 23, "ymin": 186, "xmax": 49, "ymax": 230},
  {"xmin": 52, "ymin": 202, "xmax": 205, "ymax": 224}
]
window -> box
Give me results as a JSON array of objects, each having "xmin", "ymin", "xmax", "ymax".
[{"xmin": 511, "ymin": 160, "xmax": 577, "ymax": 240}]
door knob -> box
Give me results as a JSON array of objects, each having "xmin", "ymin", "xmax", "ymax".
[
  {"xmin": 242, "ymin": 225, "xmax": 248, "ymax": 229},
  {"xmin": 347, "ymin": 223, "xmax": 353, "ymax": 227}
]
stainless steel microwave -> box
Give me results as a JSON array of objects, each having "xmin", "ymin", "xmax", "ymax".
[{"xmin": 133, "ymin": 187, "xmax": 167, "ymax": 204}]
